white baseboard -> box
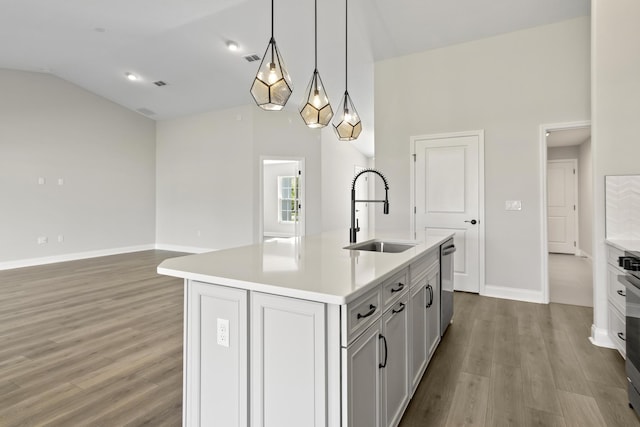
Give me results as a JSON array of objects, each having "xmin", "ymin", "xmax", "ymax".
[
  {"xmin": 589, "ymin": 324, "xmax": 616, "ymax": 349},
  {"xmin": 155, "ymin": 243, "xmax": 215, "ymax": 254},
  {"xmin": 481, "ymin": 284, "xmax": 544, "ymax": 304},
  {"xmin": 0, "ymin": 244, "xmax": 156, "ymax": 271}
]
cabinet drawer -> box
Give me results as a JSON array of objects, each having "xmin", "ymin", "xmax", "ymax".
[
  {"xmin": 607, "ymin": 264, "xmax": 626, "ymax": 315},
  {"xmin": 608, "ymin": 303, "xmax": 626, "ymax": 358},
  {"xmin": 342, "ymin": 287, "xmax": 382, "ymax": 346},
  {"xmin": 382, "ymin": 269, "xmax": 409, "ymax": 310},
  {"xmin": 607, "ymin": 244, "xmax": 624, "ymax": 268},
  {"xmin": 409, "ymin": 250, "xmax": 438, "ymax": 286}
]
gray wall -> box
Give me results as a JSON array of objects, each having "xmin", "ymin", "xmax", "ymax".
[
  {"xmin": 0, "ymin": 69, "xmax": 156, "ymax": 264},
  {"xmin": 592, "ymin": 0, "xmax": 640, "ymax": 342},
  {"xmin": 374, "ymin": 17, "xmax": 590, "ymax": 298}
]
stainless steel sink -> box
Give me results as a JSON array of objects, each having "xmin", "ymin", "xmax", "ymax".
[{"xmin": 344, "ymin": 240, "xmax": 416, "ymax": 253}]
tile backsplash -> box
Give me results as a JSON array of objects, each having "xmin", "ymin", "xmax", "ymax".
[{"xmin": 606, "ymin": 175, "xmax": 640, "ymax": 239}]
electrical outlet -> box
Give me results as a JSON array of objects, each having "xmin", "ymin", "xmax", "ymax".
[
  {"xmin": 38, "ymin": 177, "xmax": 45, "ymax": 185},
  {"xmin": 505, "ymin": 200, "xmax": 522, "ymax": 211},
  {"xmin": 37, "ymin": 236, "xmax": 48, "ymax": 244},
  {"xmin": 57, "ymin": 178, "xmax": 64, "ymax": 186},
  {"xmin": 58, "ymin": 235, "xmax": 64, "ymax": 243},
  {"xmin": 217, "ymin": 318, "xmax": 229, "ymax": 348}
]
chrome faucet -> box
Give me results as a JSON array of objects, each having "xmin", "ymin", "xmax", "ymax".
[{"xmin": 350, "ymin": 169, "xmax": 390, "ymax": 243}]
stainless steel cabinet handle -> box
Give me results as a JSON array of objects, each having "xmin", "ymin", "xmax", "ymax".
[
  {"xmin": 357, "ymin": 304, "xmax": 377, "ymax": 319},
  {"xmin": 618, "ymin": 332, "xmax": 626, "ymax": 341},
  {"xmin": 617, "ymin": 289, "xmax": 626, "ymax": 297}
]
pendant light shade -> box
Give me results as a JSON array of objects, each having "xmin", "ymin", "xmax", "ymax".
[
  {"xmin": 333, "ymin": 91, "xmax": 361, "ymax": 140},
  {"xmin": 250, "ymin": 0, "xmax": 293, "ymax": 111},
  {"xmin": 299, "ymin": 0, "xmax": 333, "ymax": 128},
  {"xmin": 332, "ymin": 0, "xmax": 361, "ymax": 140}
]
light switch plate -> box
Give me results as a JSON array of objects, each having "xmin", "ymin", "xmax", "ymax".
[{"xmin": 505, "ymin": 200, "xmax": 522, "ymax": 211}]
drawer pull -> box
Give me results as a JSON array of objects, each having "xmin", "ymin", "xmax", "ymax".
[
  {"xmin": 618, "ymin": 332, "xmax": 626, "ymax": 341},
  {"xmin": 392, "ymin": 302, "xmax": 406, "ymax": 314},
  {"xmin": 357, "ymin": 304, "xmax": 377, "ymax": 319},
  {"xmin": 390, "ymin": 283, "xmax": 405, "ymax": 293},
  {"xmin": 617, "ymin": 289, "xmax": 627, "ymax": 297}
]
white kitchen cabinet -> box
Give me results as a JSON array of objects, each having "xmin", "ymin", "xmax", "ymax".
[
  {"xmin": 251, "ymin": 292, "xmax": 327, "ymax": 427},
  {"xmin": 381, "ymin": 296, "xmax": 410, "ymax": 427},
  {"xmin": 606, "ymin": 243, "xmax": 626, "ymax": 357},
  {"xmin": 342, "ymin": 319, "xmax": 383, "ymax": 427},
  {"xmin": 343, "ymin": 294, "xmax": 410, "ymax": 427},
  {"xmin": 185, "ymin": 282, "xmax": 248, "ymax": 427},
  {"xmin": 408, "ymin": 262, "xmax": 440, "ymax": 394}
]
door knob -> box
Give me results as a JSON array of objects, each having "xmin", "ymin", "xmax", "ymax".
[{"xmin": 464, "ymin": 219, "xmax": 477, "ymax": 225}]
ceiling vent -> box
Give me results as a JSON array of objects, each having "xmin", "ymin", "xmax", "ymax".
[
  {"xmin": 153, "ymin": 80, "xmax": 167, "ymax": 87},
  {"xmin": 244, "ymin": 54, "xmax": 261, "ymax": 62},
  {"xmin": 137, "ymin": 108, "xmax": 156, "ymax": 116}
]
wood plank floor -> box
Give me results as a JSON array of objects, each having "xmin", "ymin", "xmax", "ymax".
[
  {"xmin": 0, "ymin": 251, "xmax": 185, "ymax": 427},
  {"xmin": 400, "ymin": 292, "xmax": 640, "ymax": 427},
  {"xmin": 1, "ymin": 251, "xmax": 638, "ymax": 426}
]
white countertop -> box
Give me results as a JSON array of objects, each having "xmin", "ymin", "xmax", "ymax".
[
  {"xmin": 158, "ymin": 230, "xmax": 452, "ymax": 305},
  {"xmin": 606, "ymin": 239, "xmax": 640, "ymax": 252}
]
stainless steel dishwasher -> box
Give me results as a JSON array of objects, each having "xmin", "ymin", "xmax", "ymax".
[{"xmin": 440, "ymin": 238, "xmax": 455, "ymax": 336}]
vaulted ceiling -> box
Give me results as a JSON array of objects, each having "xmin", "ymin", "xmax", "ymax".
[{"xmin": 0, "ymin": 0, "xmax": 590, "ymax": 156}]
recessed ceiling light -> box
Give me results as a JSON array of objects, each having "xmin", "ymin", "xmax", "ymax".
[
  {"xmin": 125, "ymin": 72, "xmax": 139, "ymax": 81},
  {"xmin": 226, "ymin": 41, "xmax": 239, "ymax": 52}
]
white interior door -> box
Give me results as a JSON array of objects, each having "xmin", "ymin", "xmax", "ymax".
[
  {"xmin": 547, "ymin": 160, "xmax": 577, "ymax": 254},
  {"xmin": 354, "ymin": 166, "xmax": 369, "ymax": 234},
  {"xmin": 413, "ymin": 133, "xmax": 482, "ymax": 293}
]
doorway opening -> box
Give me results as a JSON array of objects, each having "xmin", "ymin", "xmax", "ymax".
[
  {"xmin": 259, "ymin": 157, "xmax": 305, "ymax": 243},
  {"xmin": 540, "ymin": 121, "xmax": 592, "ymax": 306}
]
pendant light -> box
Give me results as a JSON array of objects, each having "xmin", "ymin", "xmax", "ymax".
[
  {"xmin": 332, "ymin": 0, "xmax": 361, "ymax": 141},
  {"xmin": 299, "ymin": 0, "xmax": 333, "ymax": 128},
  {"xmin": 250, "ymin": 0, "xmax": 293, "ymax": 111}
]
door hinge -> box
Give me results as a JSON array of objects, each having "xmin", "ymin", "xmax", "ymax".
[
  {"xmin": 573, "ymin": 168, "xmax": 576, "ymax": 175},
  {"xmin": 414, "ymin": 206, "xmax": 417, "ymax": 214},
  {"xmin": 412, "ymin": 154, "xmax": 416, "ymax": 162},
  {"xmin": 298, "ymin": 170, "xmax": 301, "ymax": 175},
  {"xmin": 574, "ymin": 241, "xmax": 576, "ymax": 247},
  {"xmin": 574, "ymin": 205, "xmax": 576, "ymax": 211}
]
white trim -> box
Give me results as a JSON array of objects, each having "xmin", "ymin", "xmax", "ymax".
[
  {"xmin": 482, "ymin": 284, "xmax": 544, "ymax": 304},
  {"xmin": 409, "ymin": 129, "xmax": 485, "ymax": 296},
  {"xmin": 589, "ymin": 324, "xmax": 616, "ymax": 349},
  {"xmin": 155, "ymin": 243, "xmax": 215, "ymax": 254},
  {"xmin": 0, "ymin": 244, "xmax": 155, "ymax": 271},
  {"xmin": 547, "ymin": 158, "xmax": 580, "ymax": 255},
  {"xmin": 540, "ymin": 120, "xmax": 591, "ymax": 304},
  {"xmin": 259, "ymin": 156, "xmax": 306, "ymax": 243}
]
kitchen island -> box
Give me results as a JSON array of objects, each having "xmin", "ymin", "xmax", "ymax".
[{"xmin": 158, "ymin": 230, "xmax": 453, "ymax": 427}]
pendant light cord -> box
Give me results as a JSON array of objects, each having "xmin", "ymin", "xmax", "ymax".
[
  {"xmin": 271, "ymin": 0, "xmax": 274, "ymax": 39},
  {"xmin": 314, "ymin": 0, "xmax": 318, "ymax": 69},
  {"xmin": 345, "ymin": 0, "xmax": 348, "ymax": 92}
]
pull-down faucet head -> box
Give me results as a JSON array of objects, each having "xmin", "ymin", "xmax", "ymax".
[{"xmin": 350, "ymin": 169, "xmax": 390, "ymax": 243}]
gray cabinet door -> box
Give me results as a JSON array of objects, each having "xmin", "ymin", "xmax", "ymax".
[
  {"xmin": 381, "ymin": 297, "xmax": 410, "ymax": 427},
  {"xmin": 343, "ymin": 320, "xmax": 383, "ymax": 427}
]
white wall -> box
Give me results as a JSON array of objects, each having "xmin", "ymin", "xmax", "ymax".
[
  {"xmin": 547, "ymin": 146, "xmax": 579, "ymax": 160},
  {"xmin": 0, "ymin": 69, "xmax": 156, "ymax": 265},
  {"xmin": 320, "ymin": 126, "xmax": 371, "ymax": 233},
  {"xmin": 156, "ymin": 106, "xmax": 254, "ymax": 251},
  {"xmin": 578, "ymin": 138, "xmax": 593, "ymax": 257},
  {"xmin": 263, "ymin": 162, "xmax": 298, "ymax": 237},
  {"xmin": 156, "ymin": 106, "xmax": 322, "ymax": 251},
  {"xmin": 374, "ymin": 17, "xmax": 590, "ymax": 298},
  {"xmin": 592, "ymin": 0, "xmax": 640, "ymax": 345}
]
